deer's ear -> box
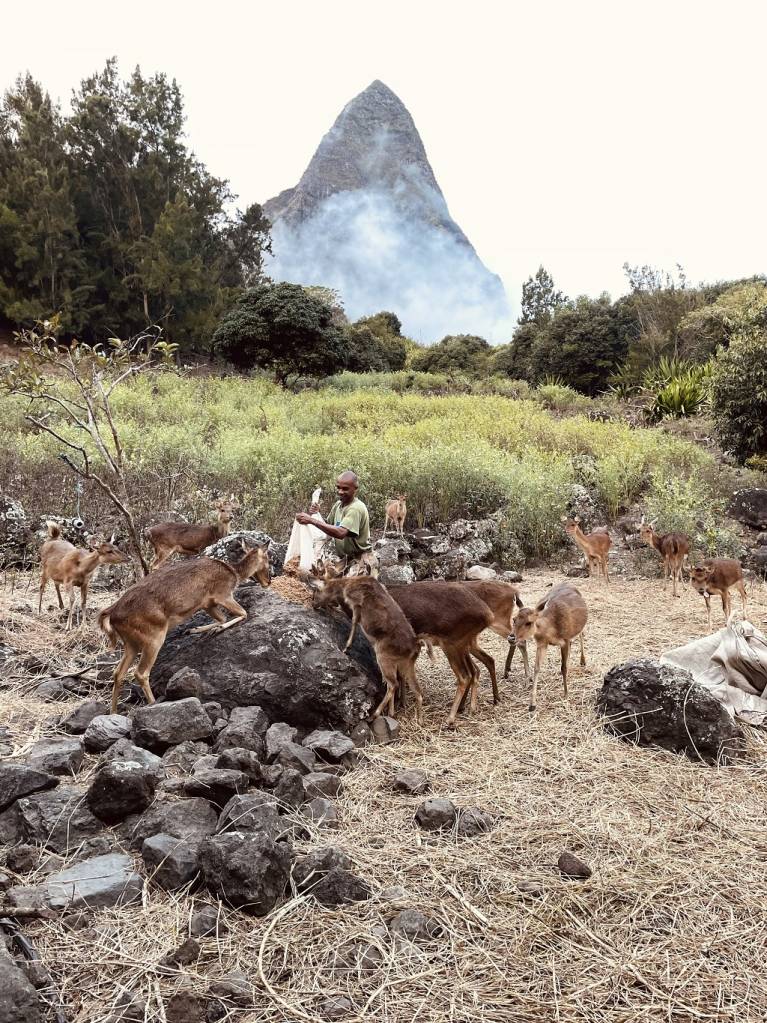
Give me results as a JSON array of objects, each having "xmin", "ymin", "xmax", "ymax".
[
  {"xmin": 574, "ymin": 515, "xmax": 581, "ymax": 523},
  {"xmin": 307, "ymin": 577, "xmax": 324, "ymax": 591},
  {"xmin": 109, "ymin": 532, "xmax": 116, "ymax": 544},
  {"xmin": 560, "ymin": 515, "xmax": 568, "ymax": 523}
]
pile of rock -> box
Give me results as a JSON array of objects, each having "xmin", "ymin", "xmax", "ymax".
[
  {"xmin": 375, "ymin": 517, "xmax": 522, "ymax": 586},
  {"xmin": 727, "ymin": 488, "xmax": 767, "ymax": 577}
]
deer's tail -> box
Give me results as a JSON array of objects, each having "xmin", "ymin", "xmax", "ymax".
[
  {"xmin": 45, "ymin": 520, "xmax": 61, "ymax": 539},
  {"xmin": 98, "ymin": 606, "xmax": 118, "ymax": 649}
]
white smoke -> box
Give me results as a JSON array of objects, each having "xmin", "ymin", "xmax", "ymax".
[{"xmin": 266, "ymin": 188, "xmax": 514, "ymax": 344}]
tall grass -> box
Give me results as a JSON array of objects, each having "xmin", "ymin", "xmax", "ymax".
[{"xmin": 0, "ymin": 372, "xmax": 719, "ymax": 561}]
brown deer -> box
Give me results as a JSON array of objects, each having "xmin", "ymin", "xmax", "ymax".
[
  {"xmin": 638, "ymin": 518, "xmax": 690, "ymax": 598},
  {"xmin": 309, "ymin": 572, "xmax": 423, "ymax": 724},
  {"xmin": 688, "ymin": 558, "xmax": 748, "ymax": 628},
  {"xmin": 39, "ymin": 522, "xmax": 129, "ymax": 630},
  {"xmin": 508, "ymin": 583, "xmax": 588, "ymax": 712},
  {"xmin": 145, "ymin": 496, "xmax": 240, "ymax": 571},
  {"xmin": 387, "ymin": 581, "xmax": 495, "ymax": 725},
  {"xmin": 562, "ymin": 516, "xmax": 611, "ymax": 582},
  {"xmin": 383, "ymin": 495, "xmax": 407, "ymax": 537},
  {"xmin": 460, "ymin": 580, "xmax": 524, "ymax": 701},
  {"xmin": 99, "ymin": 542, "xmax": 270, "ymax": 713}
]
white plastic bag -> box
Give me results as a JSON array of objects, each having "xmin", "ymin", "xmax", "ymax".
[{"xmin": 284, "ymin": 487, "xmax": 327, "ymax": 572}]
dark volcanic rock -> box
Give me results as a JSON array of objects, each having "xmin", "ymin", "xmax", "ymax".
[
  {"xmin": 265, "ymin": 722, "xmax": 298, "ymax": 760},
  {"xmin": 0, "ymin": 764, "xmax": 58, "ymax": 812},
  {"xmin": 292, "ymin": 847, "xmax": 370, "ymax": 906},
  {"xmin": 131, "ymin": 698, "xmax": 213, "ymax": 752},
  {"xmin": 87, "ymin": 762, "xmax": 158, "ymax": 824},
  {"xmin": 83, "ymin": 713, "xmax": 131, "ymax": 752},
  {"xmin": 728, "ymin": 488, "xmax": 767, "ymax": 530},
  {"xmin": 303, "ymin": 797, "xmax": 339, "ymax": 829},
  {"xmin": 102, "ymin": 739, "xmax": 164, "ymax": 778},
  {"xmin": 150, "ymin": 587, "xmax": 384, "ymax": 731},
  {"xmin": 414, "ymin": 798, "xmax": 458, "ymax": 832},
  {"xmin": 122, "ymin": 797, "xmax": 218, "ymax": 850},
  {"xmin": 199, "ymin": 832, "xmax": 291, "ymax": 914},
  {"xmin": 302, "ymin": 772, "xmax": 342, "ymax": 800},
  {"xmin": 302, "ymin": 729, "xmax": 355, "ymax": 760},
  {"xmin": 0, "ymin": 939, "xmax": 41, "ymax": 1023},
  {"xmin": 60, "ymin": 700, "xmax": 108, "ymax": 734},
  {"xmin": 455, "ymin": 806, "xmax": 494, "ymax": 838},
  {"xmin": 217, "ymin": 795, "xmax": 288, "ymax": 842},
  {"xmin": 179, "ymin": 769, "xmax": 251, "ymax": 807},
  {"xmin": 7, "ymin": 853, "xmax": 144, "ymax": 911},
  {"xmin": 16, "ymin": 786, "xmax": 102, "ymax": 854},
  {"xmin": 190, "ymin": 903, "xmax": 226, "ymax": 938},
  {"xmin": 390, "ymin": 908, "xmax": 441, "ymax": 940},
  {"xmin": 26, "ymin": 737, "xmax": 84, "ymax": 777},
  {"xmin": 558, "ymin": 851, "xmax": 592, "ymax": 879},
  {"xmin": 393, "ymin": 768, "xmax": 429, "ymax": 795},
  {"xmin": 161, "ymin": 740, "xmax": 211, "ymax": 775},
  {"xmin": 213, "ymin": 706, "xmax": 268, "ymax": 756},
  {"xmin": 202, "ymin": 529, "xmax": 285, "ymax": 577},
  {"xmin": 142, "ymin": 833, "xmax": 201, "ymax": 889},
  {"xmin": 276, "ymin": 741, "xmax": 317, "ymax": 775},
  {"xmin": 215, "ymin": 747, "xmax": 263, "ymax": 781},
  {"xmin": 272, "ymin": 767, "xmax": 307, "ymax": 809},
  {"xmin": 166, "ymin": 667, "xmax": 203, "ymax": 700},
  {"xmin": 597, "ymin": 659, "xmax": 745, "ymax": 765}
]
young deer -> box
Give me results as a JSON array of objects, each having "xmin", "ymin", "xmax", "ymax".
[
  {"xmin": 99, "ymin": 542, "xmax": 270, "ymax": 712},
  {"xmin": 562, "ymin": 516, "xmax": 611, "ymax": 582},
  {"xmin": 461, "ymin": 580, "xmax": 524, "ymax": 701},
  {"xmin": 638, "ymin": 518, "xmax": 690, "ymax": 598},
  {"xmin": 508, "ymin": 583, "xmax": 588, "ymax": 712},
  {"xmin": 39, "ymin": 522, "xmax": 129, "ymax": 630},
  {"xmin": 387, "ymin": 581, "xmax": 495, "ymax": 725},
  {"xmin": 309, "ymin": 572, "xmax": 423, "ymax": 724},
  {"xmin": 145, "ymin": 496, "xmax": 240, "ymax": 571},
  {"xmin": 383, "ymin": 495, "xmax": 407, "ymax": 537},
  {"xmin": 688, "ymin": 558, "xmax": 748, "ymax": 628}
]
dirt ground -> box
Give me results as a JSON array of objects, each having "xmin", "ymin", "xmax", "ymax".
[{"xmin": 1, "ymin": 569, "xmax": 767, "ymax": 1023}]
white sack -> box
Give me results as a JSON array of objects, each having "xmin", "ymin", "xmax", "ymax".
[{"xmin": 284, "ymin": 487, "xmax": 328, "ymax": 572}]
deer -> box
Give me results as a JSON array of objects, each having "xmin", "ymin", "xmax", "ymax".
[
  {"xmin": 562, "ymin": 516, "xmax": 611, "ymax": 582},
  {"xmin": 638, "ymin": 518, "xmax": 690, "ymax": 598},
  {"xmin": 145, "ymin": 495, "xmax": 240, "ymax": 571},
  {"xmin": 460, "ymin": 580, "xmax": 524, "ymax": 701},
  {"xmin": 99, "ymin": 541, "xmax": 271, "ymax": 713},
  {"xmin": 383, "ymin": 495, "xmax": 407, "ymax": 537},
  {"xmin": 507, "ymin": 582, "xmax": 588, "ymax": 712},
  {"xmin": 387, "ymin": 580, "xmax": 496, "ymax": 726},
  {"xmin": 39, "ymin": 522, "xmax": 129, "ymax": 630},
  {"xmin": 688, "ymin": 558, "xmax": 748, "ymax": 628},
  {"xmin": 308, "ymin": 571, "xmax": 424, "ymax": 724}
]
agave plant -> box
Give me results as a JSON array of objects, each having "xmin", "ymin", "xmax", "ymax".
[{"xmin": 648, "ymin": 361, "xmax": 712, "ymax": 421}]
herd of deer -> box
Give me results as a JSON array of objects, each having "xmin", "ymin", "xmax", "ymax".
[{"xmin": 34, "ymin": 498, "xmax": 750, "ymax": 729}]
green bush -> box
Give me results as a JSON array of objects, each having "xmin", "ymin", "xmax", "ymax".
[
  {"xmin": 710, "ymin": 329, "xmax": 767, "ymax": 462},
  {"xmin": 642, "ymin": 471, "xmax": 745, "ymax": 560}
]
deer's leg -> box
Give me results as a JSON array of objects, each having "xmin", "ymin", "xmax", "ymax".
[
  {"xmin": 579, "ymin": 631, "xmax": 586, "ymax": 666},
  {"xmin": 529, "ymin": 640, "xmax": 547, "ymax": 712},
  {"xmin": 704, "ymin": 593, "xmax": 712, "ymax": 629},
  {"xmin": 503, "ymin": 640, "xmax": 515, "ymax": 679},
  {"xmin": 191, "ymin": 597, "xmax": 247, "ymax": 634},
  {"xmin": 65, "ymin": 582, "xmax": 77, "ymax": 630},
  {"xmin": 470, "ymin": 644, "xmax": 498, "ymax": 703},
  {"xmin": 399, "ymin": 656, "xmax": 423, "ymax": 724},
  {"xmin": 53, "ymin": 582, "xmax": 64, "ymax": 609},
  {"xmin": 443, "ymin": 645, "xmax": 474, "ymax": 727},
  {"xmin": 738, "ymin": 581, "xmax": 748, "ymax": 619},
  {"xmin": 560, "ymin": 639, "xmax": 570, "ymax": 698},
  {"xmin": 80, "ymin": 580, "xmax": 89, "ymax": 623},
  {"xmin": 603, "ymin": 554, "xmax": 610, "ymax": 584},
  {"xmin": 343, "ymin": 606, "xmax": 360, "ymax": 652},
  {"xmin": 722, "ymin": 590, "xmax": 731, "ymax": 623},
  {"xmin": 38, "ymin": 572, "xmax": 48, "ymax": 613},
  {"xmin": 111, "ymin": 640, "xmax": 139, "ymax": 714},
  {"xmin": 383, "ymin": 516, "xmax": 390, "ymax": 536},
  {"xmin": 134, "ymin": 634, "xmax": 163, "ymax": 708},
  {"xmin": 373, "ymin": 653, "xmax": 398, "ymax": 719}
]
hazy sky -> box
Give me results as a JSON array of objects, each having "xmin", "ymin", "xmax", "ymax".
[{"xmin": 5, "ymin": 0, "xmax": 766, "ymax": 316}]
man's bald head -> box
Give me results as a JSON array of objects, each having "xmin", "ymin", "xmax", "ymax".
[{"xmin": 336, "ymin": 470, "xmax": 359, "ymax": 505}]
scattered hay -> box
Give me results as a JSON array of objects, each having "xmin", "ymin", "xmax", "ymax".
[
  {"xmin": 1, "ymin": 572, "xmax": 767, "ymax": 1021},
  {"xmin": 271, "ymin": 574, "xmax": 314, "ymax": 608}
]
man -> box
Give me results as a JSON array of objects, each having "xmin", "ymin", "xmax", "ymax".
[{"xmin": 296, "ymin": 470, "xmax": 378, "ymax": 577}]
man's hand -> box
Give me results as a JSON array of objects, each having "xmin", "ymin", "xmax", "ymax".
[
  {"xmin": 308, "ymin": 503, "xmax": 320, "ymax": 514},
  {"xmin": 295, "ymin": 513, "xmax": 313, "ymax": 525}
]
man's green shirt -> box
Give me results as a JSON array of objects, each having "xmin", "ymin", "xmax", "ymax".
[{"xmin": 328, "ymin": 497, "xmax": 372, "ymax": 557}]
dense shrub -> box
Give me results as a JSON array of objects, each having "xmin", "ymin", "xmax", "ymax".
[
  {"xmin": 710, "ymin": 329, "xmax": 767, "ymax": 462},
  {"xmin": 410, "ymin": 334, "xmax": 491, "ymax": 376},
  {"xmin": 642, "ymin": 471, "xmax": 745, "ymax": 560}
]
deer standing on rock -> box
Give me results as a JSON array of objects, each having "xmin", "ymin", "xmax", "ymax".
[
  {"xmin": 309, "ymin": 570, "xmax": 424, "ymax": 724},
  {"xmin": 384, "ymin": 495, "xmax": 407, "ymax": 537},
  {"xmin": 688, "ymin": 558, "xmax": 748, "ymax": 627},
  {"xmin": 145, "ymin": 496, "xmax": 240, "ymax": 571},
  {"xmin": 638, "ymin": 518, "xmax": 690, "ymax": 598},
  {"xmin": 99, "ymin": 541, "xmax": 271, "ymax": 712},
  {"xmin": 508, "ymin": 583, "xmax": 588, "ymax": 712},
  {"xmin": 39, "ymin": 522, "xmax": 129, "ymax": 630},
  {"xmin": 562, "ymin": 516, "xmax": 611, "ymax": 582}
]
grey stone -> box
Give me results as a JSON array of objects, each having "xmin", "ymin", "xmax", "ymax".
[
  {"xmin": 293, "ymin": 847, "xmax": 370, "ymax": 906},
  {"xmin": 131, "ymin": 698, "xmax": 213, "ymax": 752},
  {"xmin": 272, "ymin": 767, "xmax": 307, "ymax": 808},
  {"xmin": 213, "ymin": 705, "xmax": 269, "ymax": 756},
  {"xmin": 349, "ymin": 721, "xmax": 373, "ymax": 747},
  {"xmin": 86, "ymin": 761, "xmax": 158, "ymax": 824},
  {"xmin": 0, "ymin": 939, "xmax": 41, "ymax": 1023},
  {"xmin": 456, "ymin": 806, "xmax": 494, "ymax": 838},
  {"xmin": 60, "ymin": 700, "xmax": 108, "ymax": 734},
  {"xmin": 166, "ymin": 667, "xmax": 203, "ymax": 700},
  {"xmin": 203, "ymin": 701, "xmax": 223, "ymax": 723},
  {"xmin": 0, "ymin": 804, "xmax": 24, "ymax": 845},
  {"xmin": 215, "ymin": 747, "xmax": 263, "ymax": 781},
  {"xmin": 208, "ymin": 970, "xmax": 251, "ymax": 1005},
  {"xmin": 34, "ymin": 679, "xmax": 66, "ymax": 701},
  {"xmin": 161, "ymin": 740, "xmax": 211, "ymax": 775},
  {"xmin": 558, "ymin": 850, "xmax": 592, "ymax": 879},
  {"xmin": 160, "ymin": 936, "xmax": 201, "ymax": 968},
  {"xmin": 316, "ymin": 995, "xmax": 354, "ymax": 1021},
  {"xmin": 83, "ymin": 714, "xmax": 131, "ymax": 752},
  {"xmin": 217, "ymin": 795, "xmax": 288, "ymax": 842},
  {"xmin": 102, "ymin": 738, "xmax": 164, "ymax": 778},
  {"xmin": 303, "ymin": 797, "xmax": 339, "ymax": 829},
  {"xmin": 302, "ymin": 772, "xmax": 342, "ymax": 800},
  {"xmin": 26, "ymin": 737, "xmax": 84, "ymax": 777},
  {"xmin": 302, "ymin": 729, "xmax": 355, "ymax": 760},
  {"xmin": 265, "ymin": 722, "xmax": 299, "ymax": 760},
  {"xmin": 379, "ymin": 563, "xmax": 416, "ymax": 586},
  {"xmin": 0, "ymin": 764, "xmax": 58, "ymax": 811},
  {"xmin": 276, "ymin": 741, "xmax": 316, "ymax": 774},
  {"xmin": 103, "ymin": 991, "xmax": 146, "ymax": 1023},
  {"xmin": 199, "ymin": 832, "xmax": 291, "ymax": 914},
  {"xmin": 165, "ymin": 984, "xmax": 205, "ymax": 1023},
  {"xmin": 31, "ymin": 853, "xmax": 143, "ymax": 910},
  {"xmin": 466, "ymin": 565, "xmax": 496, "ymax": 581},
  {"xmin": 191, "ymin": 755, "xmax": 220, "ymax": 774},
  {"xmin": 150, "ymin": 587, "xmax": 384, "ymax": 731},
  {"xmin": 393, "ymin": 768, "xmax": 429, "ymax": 795},
  {"xmin": 332, "ymin": 941, "xmax": 383, "ymax": 975},
  {"xmin": 179, "ymin": 769, "xmax": 251, "ymax": 807},
  {"xmin": 122, "ymin": 797, "xmax": 218, "ymax": 850},
  {"xmin": 499, "ymin": 570, "xmax": 523, "ymax": 584},
  {"xmin": 597, "ymin": 659, "xmax": 745, "ymax": 765},
  {"xmin": 728, "ymin": 488, "xmax": 767, "ymax": 530},
  {"xmin": 5, "ymin": 844, "xmax": 40, "ymax": 874},
  {"xmin": 390, "ymin": 908, "xmax": 441, "ymax": 940},
  {"xmin": 142, "ymin": 832, "xmax": 201, "ymax": 889},
  {"xmin": 415, "ymin": 798, "xmax": 457, "ymax": 831},
  {"xmin": 189, "ymin": 904, "xmax": 226, "ymax": 938},
  {"xmin": 371, "ymin": 716, "xmax": 400, "ymax": 744},
  {"xmin": 16, "ymin": 786, "xmax": 102, "ymax": 854}
]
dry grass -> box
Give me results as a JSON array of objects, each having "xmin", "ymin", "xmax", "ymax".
[{"xmin": 2, "ymin": 570, "xmax": 767, "ymax": 1022}]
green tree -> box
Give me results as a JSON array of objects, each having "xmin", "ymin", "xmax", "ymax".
[
  {"xmin": 519, "ymin": 266, "xmax": 567, "ymax": 325},
  {"xmin": 212, "ymin": 282, "xmax": 346, "ymax": 383},
  {"xmin": 493, "ymin": 322, "xmax": 539, "ymax": 380},
  {"xmin": 678, "ymin": 280, "xmax": 767, "ymax": 361},
  {"xmin": 710, "ymin": 327, "xmax": 767, "ymax": 461},
  {"xmin": 411, "ymin": 334, "xmax": 490, "ymax": 375},
  {"xmin": 353, "ymin": 310, "xmax": 408, "ymax": 370}
]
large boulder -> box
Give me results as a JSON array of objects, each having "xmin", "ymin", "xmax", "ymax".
[
  {"xmin": 379, "ymin": 564, "xmax": 416, "ymax": 586},
  {"xmin": 597, "ymin": 659, "xmax": 745, "ymax": 765},
  {"xmin": 728, "ymin": 489, "xmax": 767, "ymax": 530},
  {"xmin": 83, "ymin": 714, "xmax": 131, "ymax": 753},
  {"xmin": 15, "ymin": 786, "xmax": 103, "ymax": 854},
  {"xmin": 150, "ymin": 588, "xmax": 384, "ymax": 731},
  {"xmin": 213, "ymin": 706, "xmax": 269, "ymax": 756},
  {"xmin": 198, "ymin": 831, "xmax": 292, "ymax": 914},
  {"xmin": 131, "ymin": 698, "xmax": 213, "ymax": 752},
  {"xmin": 32, "ymin": 853, "xmax": 142, "ymax": 910}
]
